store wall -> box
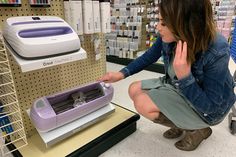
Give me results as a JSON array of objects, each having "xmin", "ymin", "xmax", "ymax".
[{"xmin": 0, "ymin": 0, "xmax": 106, "ymax": 136}]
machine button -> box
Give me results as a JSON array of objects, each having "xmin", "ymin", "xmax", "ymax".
[{"xmin": 104, "ymin": 83, "xmax": 110, "ymax": 88}]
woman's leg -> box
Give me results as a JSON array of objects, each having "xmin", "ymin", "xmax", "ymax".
[
  {"xmin": 129, "ymin": 81, "xmax": 212, "ymax": 151},
  {"xmin": 128, "ymin": 81, "xmax": 160, "ymax": 121}
]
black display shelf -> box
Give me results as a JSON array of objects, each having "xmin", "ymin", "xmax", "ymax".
[
  {"xmin": 30, "ymin": 4, "xmax": 50, "ymax": 7},
  {"xmin": 0, "ymin": 4, "xmax": 21, "ymax": 7},
  {"xmin": 106, "ymin": 55, "xmax": 165, "ymax": 74}
]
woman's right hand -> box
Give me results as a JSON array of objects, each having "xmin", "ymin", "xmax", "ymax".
[{"xmin": 98, "ymin": 72, "xmax": 125, "ymax": 83}]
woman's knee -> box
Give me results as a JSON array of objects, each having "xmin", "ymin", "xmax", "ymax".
[
  {"xmin": 133, "ymin": 93, "xmax": 160, "ymax": 120},
  {"xmin": 128, "ymin": 81, "xmax": 142, "ymax": 99}
]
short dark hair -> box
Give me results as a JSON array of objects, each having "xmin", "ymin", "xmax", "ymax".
[{"xmin": 158, "ymin": 0, "xmax": 216, "ymax": 63}]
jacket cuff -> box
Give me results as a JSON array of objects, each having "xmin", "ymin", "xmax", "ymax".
[
  {"xmin": 119, "ymin": 68, "xmax": 130, "ymax": 78},
  {"xmin": 173, "ymin": 73, "xmax": 196, "ymax": 89}
]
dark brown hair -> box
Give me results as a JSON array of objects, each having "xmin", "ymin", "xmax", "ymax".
[{"xmin": 158, "ymin": 0, "xmax": 216, "ymax": 63}]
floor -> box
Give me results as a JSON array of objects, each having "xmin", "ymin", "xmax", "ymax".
[{"xmin": 100, "ymin": 62, "xmax": 236, "ymax": 157}]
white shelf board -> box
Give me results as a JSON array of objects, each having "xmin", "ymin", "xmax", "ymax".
[
  {"xmin": 6, "ymin": 44, "xmax": 87, "ymax": 72},
  {"xmin": 26, "ymin": 103, "xmax": 115, "ymax": 147}
]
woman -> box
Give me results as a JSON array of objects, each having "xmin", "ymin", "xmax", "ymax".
[{"xmin": 99, "ymin": 0, "xmax": 235, "ymax": 151}]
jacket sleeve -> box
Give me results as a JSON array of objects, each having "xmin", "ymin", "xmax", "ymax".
[
  {"xmin": 120, "ymin": 37, "xmax": 163, "ymax": 78},
  {"xmin": 174, "ymin": 47, "xmax": 231, "ymax": 114}
]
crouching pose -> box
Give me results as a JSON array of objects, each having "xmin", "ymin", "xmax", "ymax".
[{"xmin": 99, "ymin": 0, "xmax": 236, "ymax": 151}]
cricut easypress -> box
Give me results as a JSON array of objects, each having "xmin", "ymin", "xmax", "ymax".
[{"xmin": 3, "ymin": 16, "xmax": 81, "ymax": 59}]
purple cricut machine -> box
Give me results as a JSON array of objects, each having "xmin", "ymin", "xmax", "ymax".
[{"xmin": 30, "ymin": 81, "xmax": 114, "ymax": 132}]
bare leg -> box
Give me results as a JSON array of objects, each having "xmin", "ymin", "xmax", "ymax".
[{"xmin": 128, "ymin": 81, "xmax": 160, "ymax": 121}]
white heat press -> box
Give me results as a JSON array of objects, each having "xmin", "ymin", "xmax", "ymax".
[{"xmin": 3, "ymin": 16, "xmax": 81, "ymax": 59}]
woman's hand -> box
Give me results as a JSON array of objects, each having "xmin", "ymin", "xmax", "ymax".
[
  {"xmin": 98, "ymin": 72, "xmax": 125, "ymax": 83},
  {"xmin": 173, "ymin": 40, "xmax": 191, "ymax": 80}
]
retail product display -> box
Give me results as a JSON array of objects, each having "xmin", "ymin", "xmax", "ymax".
[
  {"xmin": 29, "ymin": 0, "xmax": 50, "ymax": 7},
  {"xmin": 64, "ymin": 0, "xmax": 110, "ymax": 35},
  {"xmin": 106, "ymin": 0, "xmax": 142, "ymax": 58},
  {"xmin": 64, "ymin": 0, "xmax": 84, "ymax": 35},
  {"xmin": 30, "ymin": 81, "xmax": 114, "ymax": 132},
  {"xmin": 0, "ymin": 0, "xmax": 21, "ymax": 7},
  {"xmin": 82, "ymin": 0, "xmax": 94, "ymax": 34},
  {"xmin": 0, "ymin": 102, "xmax": 13, "ymax": 135},
  {"xmin": 0, "ymin": 0, "xmax": 110, "ymax": 155},
  {"xmin": 100, "ymin": 0, "xmax": 111, "ymax": 33},
  {"xmin": 213, "ymin": 0, "xmax": 235, "ymax": 40},
  {"xmin": 145, "ymin": 0, "xmax": 159, "ymax": 48},
  {"xmin": 93, "ymin": 0, "xmax": 101, "ymax": 33},
  {"xmin": 3, "ymin": 16, "xmax": 81, "ymax": 59}
]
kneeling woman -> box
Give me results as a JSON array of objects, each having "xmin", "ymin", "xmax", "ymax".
[{"xmin": 99, "ymin": 0, "xmax": 236, "ymax": 151}]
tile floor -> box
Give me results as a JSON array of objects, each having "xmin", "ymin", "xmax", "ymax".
[{"xmin": 100, "ymin": 61, "xmax": 236, "ymax": 157}]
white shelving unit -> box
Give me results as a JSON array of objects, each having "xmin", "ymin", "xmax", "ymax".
[{"xmin": 0, "ymin": 36, "xmax": 27, "ymax": 156}]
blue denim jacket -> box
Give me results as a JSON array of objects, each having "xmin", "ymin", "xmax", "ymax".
[{"xmin": 120, "ymin": 33, "xmax": 236, "ymax": 125}]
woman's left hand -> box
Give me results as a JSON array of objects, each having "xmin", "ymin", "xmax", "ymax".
[{"xmin": 173, "ymin": 40, "xmax": 191, "ymax": 80}]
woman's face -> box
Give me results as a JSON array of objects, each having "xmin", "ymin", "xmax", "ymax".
[{"xmin": 156, "ymin": 15, "xmax": 176, "ymax": 43}]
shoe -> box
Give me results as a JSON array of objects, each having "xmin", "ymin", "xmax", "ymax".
[
  {"xmin": 153, "ymin": 113, "xmax": 183, "ymax": 139},
  {"xmin": 153, "ymin": 112, "xmax": 176, "ymax": 128},
  {"xmin": 175, "ymin": 127, "xmax": 212, "ymax": 151},
  {"xmin": 163, "ymin": 128, "xmax": 183, "ymax": 139}
]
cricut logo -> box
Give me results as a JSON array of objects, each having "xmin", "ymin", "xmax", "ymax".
[{"xmin": 43, "ymin": 61, "xmax": 53, "ymax": 66}]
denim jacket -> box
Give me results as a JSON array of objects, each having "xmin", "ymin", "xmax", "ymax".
[{"xmin": 120, "ymin": 33, "xmax": 236, "ymax": 125}]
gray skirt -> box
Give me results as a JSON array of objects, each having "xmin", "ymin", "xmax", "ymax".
[{"xmin": 142, "ymin": 77, "xmax": 209, "ymax": 130}]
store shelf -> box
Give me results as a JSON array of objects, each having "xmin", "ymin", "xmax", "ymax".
[
  {"xmin": 0, "ymin": 3, "xmax": 21, "ymax": 7},
  {"xmin": 106, "ymin": 55, "xmax": 165, "ymax": 74},
  {"xmin": 26, "ymin": 103, "xmax": 116, "ymax": 147},
  {"xmin": 13, "ymin": 103, "xmax": 140, "ymax": 157},
  {"xmin": 5, "ymin": 42, "xmax": 87, "ymax": 73},
  {"xmin": 0, "ymin": 0, "xmax": 21, "ymax": 7}
]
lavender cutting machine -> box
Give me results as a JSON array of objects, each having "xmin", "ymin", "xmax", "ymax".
[{"xmin": 29, "ymin": 82, "xmax": 115, "ymax": 146}]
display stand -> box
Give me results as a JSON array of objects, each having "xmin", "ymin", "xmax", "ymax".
[
  {"xmin": 26, "ymin": 103, "xmax": 115, "ymax": 147},
  {"xmin": 5, "ymin": 42, "xmax": 87, "ymax": 72},
  {"xmin": 13, "ymin": 103, "xmax": 140, "ymax": 157}
]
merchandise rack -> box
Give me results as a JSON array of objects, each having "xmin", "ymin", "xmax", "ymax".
[
  {"xmin": 0, "ymin": 0, "xmax": 132, "ymax": 156},
  {"xmin": 0, "ymin": 37, "xmax": 27, "ymax": 156},
  {"xmin": 107, "ymin": 0, "xmax": 165, "ymax": 74},
  {"xmin": 0, "ymin": 0, "xmax": 106, "ymax": 137}
]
